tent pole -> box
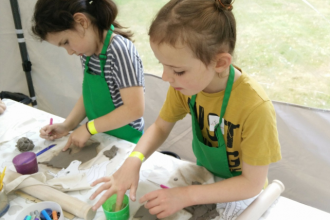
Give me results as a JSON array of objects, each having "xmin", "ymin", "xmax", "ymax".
[{"xmin": 9, "ymin": 0, "xmax": 37, "ymax": 107}]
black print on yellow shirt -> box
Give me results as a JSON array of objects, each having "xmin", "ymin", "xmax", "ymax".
[{"xmin": 188, "ymin": 98, "xmax": 241, "ymax": 172}]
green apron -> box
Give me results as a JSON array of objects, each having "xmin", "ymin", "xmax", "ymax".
[
  {"xmin": 82, "ymin": 25, "xmax": 142, "ymax": 144},
  {"xmin": 189, "ymin": 65, "xmax": 242, "ymax": 178}
]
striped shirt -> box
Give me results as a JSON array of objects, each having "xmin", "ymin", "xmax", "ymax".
[{"xmin": 81, "ymin": 35, "xmax": 145, "ymax": 131}]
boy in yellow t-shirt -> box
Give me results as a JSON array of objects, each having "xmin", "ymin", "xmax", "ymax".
[
  {"xmin": 160, "ymin": 66, "xmax": 280, "ymax": 173},
  {"xmin": 90, "ymin": 0, "xmax": 281, "ymax": 218}
]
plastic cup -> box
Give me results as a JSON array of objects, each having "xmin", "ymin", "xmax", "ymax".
[
  {"xmin": 12, "ymin": 152, "xmax": 38, "ymax": 175},
  {"xmin": 102, "ymin": 194, "xmax": 129, "ymax": 220}
]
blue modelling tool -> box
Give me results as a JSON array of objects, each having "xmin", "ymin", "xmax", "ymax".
[
  {"xmin": 41, "ymin": 210, "xmax": 52, "ymax": 220},
  {"xmin": 36, "ymin": 144, "xmax": 57, "ymax": 157},
  {"xmin": 24, "ymin": 215, "xmax": 32, "ymax": 220}
]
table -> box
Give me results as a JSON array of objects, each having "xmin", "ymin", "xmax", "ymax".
[{"xmin": 1, "ymin": 99, "xmax": 330, "ymax": 220}]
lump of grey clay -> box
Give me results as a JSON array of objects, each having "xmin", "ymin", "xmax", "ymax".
[
  {"xmin": 134, "ymin": 205, "xmax": 159, "ymax": 220},
  {"xmin": 103, "ymin": 145, "xmax": 119, "ymax": 160},
  {"xmin": 16, "ymin": 137, "xmax": 35, "ymax": 152}
]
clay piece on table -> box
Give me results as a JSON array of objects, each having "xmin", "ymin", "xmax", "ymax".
[
  {"xmin": 16, "ymin": 137, "xmax": 35, "ymax": 152},
  {"xmin": 39, "ymin": 141, "xmax": 100, "ymax": 169},
  {"xmin": 184, "ymin": 204, "xmax": 219, "ymax": 220},
  {"xmin": 103, "ymin": 145, "xmax": 119, "ymax": 160},
  {"xmin": 183, "ymin": 181, "xmax": 219, "ymax": 220},
  {"xmin": 134, "ymin": 205, "xmax": 159, "ymax": 220}
]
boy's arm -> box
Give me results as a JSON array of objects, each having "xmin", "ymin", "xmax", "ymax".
[
  {"xmin": 141, "ymin": 161, "xmax": 268, "ymax": 218},
  {"xmin": 90, "ymin": 116, "xmax": 176, "ymax": 210}
]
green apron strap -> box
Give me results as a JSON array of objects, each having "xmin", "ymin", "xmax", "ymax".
[
  {"xmin": 214, "ymin": 65, "xmax": 235, "ymax": 143},
  {"xmin": 99, "ymin": 24, "xmax": 114, "ymax": 77},
  {"xmin": 190, "ymin": 64, "xmax": 241, "ymax": 178}
]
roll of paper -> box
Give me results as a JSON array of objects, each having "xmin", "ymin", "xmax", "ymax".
[
  {"xmin": 237, "ymin": 180, "xmax": 285, "ymax": 220},
  {"xmin": 4, "ymin": 169, "xmax": 95, "ymax": 220}
]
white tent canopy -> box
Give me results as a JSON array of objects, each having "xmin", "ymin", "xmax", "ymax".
[{"xmin": 1, "ymin": 0, "xmax": 330, "ymax": 215}]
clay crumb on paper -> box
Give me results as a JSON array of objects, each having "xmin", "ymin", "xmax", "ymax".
[{"xmin": 103, "ymin": 145, "xmax": 119, "ymax": 160}]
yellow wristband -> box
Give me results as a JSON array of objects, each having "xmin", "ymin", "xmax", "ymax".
[
  {"xmin": 87, "ymin": 120, "xmax": 98, "ymax": 135},
  {"xmin": 129, "ymin": 151, "xmax": 145, "ymax": 162}
]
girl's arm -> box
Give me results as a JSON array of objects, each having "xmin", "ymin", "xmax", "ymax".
[
  {"xmin": 63, "ymin": 86, "xmax": 144, "ymax": 149},
  {"xmin": 140, "ymin": 161, "xmax": 269, "ymax": 219},
  {"xmin": 89, "ymin": 116, "xmax": 176, "ymax": 211},
  {"xmin": 93, "ymin": 85, "xmax": 145, "ymax": 132}
]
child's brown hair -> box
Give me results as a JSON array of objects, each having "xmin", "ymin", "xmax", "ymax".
[
  {"xmin": 32, "ymin": 0, "xmax": 133, "ymax": 42},
  {"xmin": 149, "ymin": 0, "xmax": 236, "ymax": 66}
]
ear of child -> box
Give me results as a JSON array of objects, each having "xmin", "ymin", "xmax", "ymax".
[
  {"xmin": 73, "ymin": 13, "xmax": 90, "ymax": 30},
  {"xmin": 213, "ymin": 52, "xmax": 232, "ymax": 76}
]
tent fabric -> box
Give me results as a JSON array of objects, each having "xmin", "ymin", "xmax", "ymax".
[
  {"xmin": 143, "ymin": 73, "xmax": 330, "ymax": 214},
  {"xmin": 0, "ymin": 0, "xmax": 83, "ymax": 118}
]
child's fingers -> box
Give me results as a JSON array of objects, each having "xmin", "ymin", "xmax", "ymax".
[
  {"xmin": 149, "ymin": 205, "xmax": 163, "ymax": 216},
  {"xmin": 129, "ymin": 184, "xmax": 138, "ymax": 201},
  {"xmin": 90, "ymin": 182, "xmax": 112, "ymax": 200},
  {"xmin": 156, "ymin": 210, "xmax": 169, "ymax": 219},
  {"xmin": 62, "ymin": 137, "xmax": 72, "ymax": 151},
  {"xmin": 139, "ymin": 191, "xmax": 157, "ymax": 204},
  {"xmin": 92, "ymin": 187, "xmax": 116, "ymax": 211},
  {"xmin": 91, "ymin": 176, "xmax": 111, "ymax": 187},
  {"xmin": 144, "ymin": 197, "xmax": 159, "ymax": 210},
  {"xmin": 115, "ymin": 191, "xmax": 125, "ymax": 211}
]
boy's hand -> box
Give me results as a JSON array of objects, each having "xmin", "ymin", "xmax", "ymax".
[
  {"xmin": 62, "ymin": 124, "xmax": 91, "ymax": 151},
  {"xmin": 140, "ymin": 187, "xmax": 190, "ymax": 219},
  {"xmin": 89, "ymin": 157, "xmax": 142, "ymax": 211},
  {"xmin": 40, "ymin": 123, "xmax": 70, "ymax": 140}
]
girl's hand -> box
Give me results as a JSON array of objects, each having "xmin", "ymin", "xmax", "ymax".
[
  {"xmin": 62, "ymin": 124, "xmax": 91, "ymax": 151},
  {"xmin": 140, "ymin": 187, "xmax": 190, "ymax": 219},
  {"xmin": 0, "ymin": 99, "xmax": 6, "ymax": 114},
  {"xmin": 89, "ymin": 157, "xmax": 142, "ymax": 211},
  {"xmin": 39, "ymin": 123, "xmax": 70, "ymax": 140}
]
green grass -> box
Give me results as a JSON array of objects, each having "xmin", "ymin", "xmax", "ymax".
[{"xmin": 114, "ymin": 0, "xmax": 330, "ymax": 110}]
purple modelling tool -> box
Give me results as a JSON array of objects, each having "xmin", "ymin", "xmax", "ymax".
[
  {"xmin": 36, "ymin": 144, "xmax": 57, "ymax": 157},
  {"xmin": 16, "ymin": 144, "xmax": 57, "ymax": 165},
  {"xmin": 147, "ymin": 179, "xmax": 169, "ymax": 189}
]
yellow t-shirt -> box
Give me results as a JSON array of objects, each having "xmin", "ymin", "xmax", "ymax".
[{"xmin": 159, "ymin": 70, "xmax": 281, "ymax": 172}]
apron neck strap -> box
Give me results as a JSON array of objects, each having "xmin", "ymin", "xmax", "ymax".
[
  {"xmin": 219, "ymin": 64, "xmax": 235, "ymax": 119},
  {"xmin": 85, "ymin": 24, "xmax": 114, "ymax": 76},
  {"xmin": 189, "ymin": 64, "xmax": 235, "ymax": 114}
]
